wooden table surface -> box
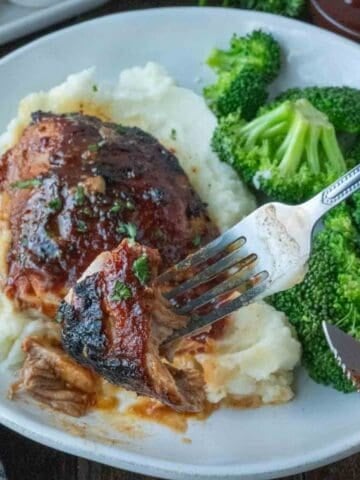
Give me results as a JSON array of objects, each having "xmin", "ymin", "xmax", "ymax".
[{"xmin": 0, "ymin": 1, "xmax": 357, "ymax": 479}]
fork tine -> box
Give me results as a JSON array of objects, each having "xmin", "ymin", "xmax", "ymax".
[
  {"xmin": 174, "ymin": 256, "xmax": 258, "ymax": 315},
  {"xmin": 163, "ymin": 271, "xmax": 269, "ymax": 344},
  {"xmin": 164, "ymin": 248, "xmax": 256, "ymax": 301},
  {"xmin": 158, "ymin": 230, "xmax": 247, "ymax": 283}
]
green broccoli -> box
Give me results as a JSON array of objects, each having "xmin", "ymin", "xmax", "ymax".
[
  {"xmin": 270, "ymin": 205, "xmax": 360, "ymax": 392},
  {"xmin": 345, "ymin": 137, "xmax": 360, "ymax": 165},
  {"xmin": 199, "ymin": 0, "xmax": 305, "ymax": 17},
  {"xmin": 204, "ymin": 66, "xmax": 268, "ymax": 120},
  {"xmin": 212, "ymin": 98, "xmax": 347, "ymax": 203},
  {"xmin": 204, "ymin": 30, "xmax": 281, "ymax": 119},
  {"xmin": 349, "ymin": 191, "xmax": 360, "ymax": 232},
  {"xmin": 267, "ymin": 87, "xmax": 360, "ymax": 134}
]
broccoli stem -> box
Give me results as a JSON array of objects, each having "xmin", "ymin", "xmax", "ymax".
[
  {"xmin": 321, "ymin": 125, "xmax": 347, "ymax": 173},
  {"xmin": 306, "ymin": 125, "xmax": 321, "ymax": 174},
  {"xmin": 240, "ymin": 101, "xmax": 292, "ymax": 148},
  {"xmin": 277, "ymin": 112, "xmax": 308, "ymax": 175}
]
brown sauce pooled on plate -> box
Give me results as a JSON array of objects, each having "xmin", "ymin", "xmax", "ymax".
[{"xmin": 126, "ymin": 397, "xmax": 219, "ymax": 433}]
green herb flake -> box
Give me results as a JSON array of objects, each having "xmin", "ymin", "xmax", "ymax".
[
  {"xmin": 48, "ymin": 198, "xmax": 62, "ymax": 211},
  {"xmin": 21, "ymin": 236, "xmax": 28, "ymax": 247},
  {"xmin": 192, "ymin": 234, "xmax": 202, "ymax": 247},
  {"xmin": 11, "ymin": 178, "xmax": 42, "ymax": 189},
  {"xmin": 154, "ymin": 228, "xmax": 164, "ymax": 240},
  {"xmin": 125, "ymin": 200, "xmax": 135, "ymax": 210},
  {"xmin": 74, "ymin": 185, "xmax": 86, "ymax": 205},
  {"xmin": 110, "ymin": 200, "xmax": 124, "ymax": 214},
  {"xmin": 81, "ymin": 207, "xmax": 92, "ymax": 216},
  {"xmin": 88, "ymin": 143, "xmax": 99, "ymax": 153},
  {"xmin": 133, "ymin": 254, "xmax": 150, "ymax": 285},
  {"xmin": 76, "ymin": 220, "xmax": 87, "ymax": 233},
  {"xmin": 110, "ymin": 280, "xmax": 132, "ymax": 302},
  {"xmin": 92, "ymin": 84, "xmax": 98, "ymax": 92},
  {"xmin": 170, "ymin": 128, "xmax": 177, "ymax": 140},
  {"xmin": 55, "ymin": 311, "xmax": 63, "ymax": 323},
  {"xmin": 117, "ymin": 222, "xmax": 137, "ymax": 240}
]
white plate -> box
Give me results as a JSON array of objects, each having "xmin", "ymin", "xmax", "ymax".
[
  {"xmin": 0, "ymin": 8, "xmax": 360, "ymax": 480},
  {"xmin": 0, "ymin": 0, "xmax": 108, "ymax": 46}
]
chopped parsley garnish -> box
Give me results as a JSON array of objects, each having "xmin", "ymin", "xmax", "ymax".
[
  {"xmin": 110, "ymin": 280, "xmax": 132, "ymax": 301},
  {"xmin": 48, "ymin": 198, "xmax": 62, "ymax": 211},
  {"xmin": 192, "ymin": 234, "xmax": 202, "ymax": 247},
  {"xmin": 81, "ymin": 207, "xmax": 92, "ymax": 216},
  {"xmin": 111, "ymin": 199, "xmax": 135, "ymax": 214},
  {"xmin": 11, "ymin": 178, "xmax": 42, "ymax": 189},
  {"xmin": 92, "ymin": 84, "xmax": 98, "ymax": 92},
  {"xmin": 133, "ymin": 254, "xmax": 150, "ymax": 285},
  {"xmin": 170, "ymin": 128, "xmax": 177, "ymax": 140},
  {"xmin": 74, "ymin": 185, "xmax": 86, "ymax": 205},
  {"xmin": 76, "ymin": 220, "xmax": 87, "ymax": 233},
  {"xmin": 125, "ymin": 199, "xmax": 135, "ymax": 210},
  {"xmin": 117, "ymin": 222, "xmax": 137, "ymax": 240},
  {"xmin": 110, "ymin": 200, "xmax": 123, "ymax": 214},
  {"xmin": 153, "ymin": 228, "xmax": 165, "ymax": 240},
  {"xmin": 88, "ymin": 143, "xmax": 99, "ymax": 153}
]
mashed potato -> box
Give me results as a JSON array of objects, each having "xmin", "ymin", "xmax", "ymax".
[
  {"xmin": 0, "ymin": 63, "xmax": 301, "ymax": 405},
  {"xmin": 196, "ymin": 302, "xmax": 301, "ymax": 404}
]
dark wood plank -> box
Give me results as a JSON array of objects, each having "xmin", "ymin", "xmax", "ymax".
[
  {"xmin": 0, "ymin": 0, "xmax": 357, "ymax": 479},
  {"xmin": 304, "ymin": 455, "xmax": 360, "ymax": 480}
]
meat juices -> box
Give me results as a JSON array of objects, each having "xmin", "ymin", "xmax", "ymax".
[
  {"xmin": 0, "ymin": 112, "xmax": 218, "ymax": 317},
  {"xmin": 59, "ymin": 240, "xmax": 205, "ymax": 412}
]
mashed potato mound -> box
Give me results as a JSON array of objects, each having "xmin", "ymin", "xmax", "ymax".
[
  {"xmin": 196, "ymin": 303, "xmax": 301, "ymax": 405},
  {"xmin": 0, "ymin": 63, "xmax": 301, "ymax": 406}
]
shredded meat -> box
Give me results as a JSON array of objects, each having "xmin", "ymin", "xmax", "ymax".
[
  {"xmin": 59, "ymin": 240, "xmax": 205, "ymax": 412},
  {"xmin": 10, "ymin": 336, "xmax": 97, "ymax": 417}
]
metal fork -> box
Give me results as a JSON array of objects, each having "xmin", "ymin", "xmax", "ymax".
[{"xmin": 158, "ymin": 164, "xmax": 360, "ymax": 344}]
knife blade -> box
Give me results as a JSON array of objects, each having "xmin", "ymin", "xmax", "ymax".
[{"xmin": 322, "ymin": 321, "xmax": 360, "ymax": 390}]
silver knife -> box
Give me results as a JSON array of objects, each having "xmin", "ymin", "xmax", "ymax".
[{"xmin": 322, "ymin": 321, "xmax": 360, "ymax": 391}]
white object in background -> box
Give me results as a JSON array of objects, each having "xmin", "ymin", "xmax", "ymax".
[
  {"xmin": 9, "ymin": 0, "xmax": 61, "ymax": 8},
  {"xmin": 0, "ymin": 0, "xmax": 108, "ymax": 45}
]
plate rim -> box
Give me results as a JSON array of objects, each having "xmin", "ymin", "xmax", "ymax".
[{"xmin": 0, "ymin": 7, "xmax": 360, "ymax": 479}]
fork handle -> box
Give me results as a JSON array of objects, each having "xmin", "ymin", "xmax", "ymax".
[{"xmin": 302, "ymin": 163, "xmax": 360, "ymax": 224}]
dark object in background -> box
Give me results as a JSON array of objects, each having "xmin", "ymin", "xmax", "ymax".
[
  {"xmin": 199, "ymin": 0, "xmax": 305, "ymax": 17},
  {"xmin": 310, "ymin": 0, "xmax": 360, "ymax": 42}
]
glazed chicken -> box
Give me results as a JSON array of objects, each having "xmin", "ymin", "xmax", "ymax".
[
  {"xmin": 59, "ymin": 240, "xmax": 205, "ymax": 412},
  {"xmin": 0, "ymin": 111, "xmax": 220, "ymax": 413},
  {"xmin": 0, "ymin": 111, "xmax": 218, "ymax": 317}
]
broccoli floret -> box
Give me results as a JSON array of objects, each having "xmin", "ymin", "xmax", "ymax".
[
  {"xmin": 204, "ymin": 31, "xmax": 281, "ymax": 118},
  {"xmin": 207, "ymin": 30, "xmax": 281, "ymax": 82},
  {"xmin": 212, "ymin": 98, "xmax": 347, "ymax": 203},
  {"xmin": 200, "ymin": 0, "xmax": 304, "ymax": 17},
  {"xmin": 349, "ymin": 191, "xmax": 360, "ymax": 232},
  {"xmin": 204, "ymin": 66, "xmax": 268, "ymax": 119},
  {"xmin": 345, "ymin": 137, "xmax": 360, "ymax": 165},
  {"xmin": 267, "ymin": 87, "xmax": 360, "ymax": 134},
  {"xmin": 270, "ymin": 205, "xmax": 360, "ymax": 392}
]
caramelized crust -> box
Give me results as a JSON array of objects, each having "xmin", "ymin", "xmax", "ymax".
[
  {"xmin": 59, "ymin": 240, "xmax": 205, "ymax": 412},
  {"xmin": 0, "ymin": 112, "xmax": 218, "ymax": 316}
]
